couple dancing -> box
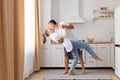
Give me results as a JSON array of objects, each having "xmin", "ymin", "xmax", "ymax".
[{"xmin": 41, "ymin": 20, "xmax": 102, "ymax": 75}]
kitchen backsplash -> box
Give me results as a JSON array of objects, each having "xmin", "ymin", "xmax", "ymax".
[{"xmin": 72, "ymin": 20, "xmax": 114, "ymax": 42}]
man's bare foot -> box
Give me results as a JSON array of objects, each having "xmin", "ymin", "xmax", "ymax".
[
  {"xmin": 68, "ymin": 70, "xmax": 75, "ymax": 75},
  {"xmin": 63, "ymin": 70, "xmax": 68, "ymax": 74},
  {"xmin": 95, "ymin": 56, "xmax": 103, "ymax": 61},
  {"xmin": 82, "ymin": 69, "xmax": 87, "ymax": 74}
]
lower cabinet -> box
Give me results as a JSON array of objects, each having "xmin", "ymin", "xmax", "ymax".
[
  {"xmin": 40, "ymin": 44, "xmax": 114, "ymax": 68},
  {"xmin": 51, "ymin": 45, "xmax": 64, "ymax": 67},
  {"xmin": 86, "ymin": 44, "xmax": 97, "ymax": 67},
  {"xmin": 96, "ymin": 44, "xmax": 110, "ymax": 67},
  {"xmin": 110, "ymin": 44, "xmax": 115, "ymax": 69},
  {"xmin": 40, "ymin": 44, "xmax": 64, "ymax": 67},
  {"xmin": 40, "ymin": 45, "xmax": 51, "ymax": 67},
  {"xmin": 86, "ymin": 44, "xmax": 114, "ymax": 67}
]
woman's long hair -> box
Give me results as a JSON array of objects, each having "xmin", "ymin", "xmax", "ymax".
[{"xmin": 42, "ymin": 29, "xmax": 49, "ymax": 44}]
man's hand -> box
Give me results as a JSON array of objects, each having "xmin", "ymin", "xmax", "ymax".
[
  {"xmin": 59, "ymin": 25, "xmax": 65, "ymax": 29},
  {"xmin": 58, "ymin": 38, "xmax": 64, "ymax": 43}
]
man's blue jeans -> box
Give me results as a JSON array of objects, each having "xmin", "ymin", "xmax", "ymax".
[{"xmin": 70, "ymin": 40, "xmax": 97, "ymax": 71}]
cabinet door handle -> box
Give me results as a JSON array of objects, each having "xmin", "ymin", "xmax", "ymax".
[
  {"xmin": 115, "ymin": 44, "xmax": 120, "ymax": 47},
  {"xmin": 44, "ymin": 48, "xmax": 48, "ymax": 49},
  {"xmin": 56, "ymin": 47, "xmax": 61, "ymax": 49},
  {"xmin": 101, "ymin": 47, "xmax": 106, "ymax": 48}
]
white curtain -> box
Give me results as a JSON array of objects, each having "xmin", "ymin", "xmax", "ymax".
[{"xmin": 24, "ymin": 0, "xmax": 35, "ymax": 78}]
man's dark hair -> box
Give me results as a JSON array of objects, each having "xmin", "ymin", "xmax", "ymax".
[{"xmin": 48, "ymin": 20, "xmax": 57, "ymax": 25}]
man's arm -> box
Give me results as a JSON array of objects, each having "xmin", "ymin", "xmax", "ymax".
[{"xmin": 60, "ymin": 24, "xmax": 74, "ymax": 29}]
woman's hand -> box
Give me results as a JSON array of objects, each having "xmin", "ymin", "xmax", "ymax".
[{"xmin": 58, "ymin": 38, "xmax": 64, "ymax": 43}]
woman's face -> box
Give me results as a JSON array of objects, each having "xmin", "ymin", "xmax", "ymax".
[
  {"xmin": 47, "ymin": 26, "xmax": 54, "ymax": 34},
  {"xmin": 48, "ymin": 23, "xmax": 55, "ymax": 31}
]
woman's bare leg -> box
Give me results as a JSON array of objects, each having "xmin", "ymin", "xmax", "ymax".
[
  {"xmin": 68, "ymin": 70, "xmax": 75, "ymax": 75},
  {"xmin": 79, "ymin": 54, "xmax": 86, "ymax": 74},
  {"xmin": 63, "ymin": 56, "xmax": 69, "ymax": 74},
  {"xmin": 95, "ymin": 56, "xmax": 103, "ymax": 61}
]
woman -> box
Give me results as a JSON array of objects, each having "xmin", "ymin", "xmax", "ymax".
[{"xmin": 41, "ymin": 20, "xmax": 102, "ymax": 75}]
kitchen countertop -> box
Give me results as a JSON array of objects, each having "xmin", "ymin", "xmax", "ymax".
[
  {"xmin": 87, "ymin": 41, "xmax": 114, "ymax": 44},
  {"xmin": 50, "ymin": 39, "xmax": 114, "ymax": 44},
  {"xmin": 51, "ymin": 41, "xmax": 114, "ymax": 44}
]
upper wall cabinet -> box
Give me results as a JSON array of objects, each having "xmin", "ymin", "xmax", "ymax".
[{"xmin": 50, "ymin": 0, "xmax": 85, "ymax": 23}]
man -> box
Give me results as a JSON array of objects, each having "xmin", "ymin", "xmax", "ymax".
[{"xmin": 48, "ymin": 20, "xmax": 86, "ymax": 74}]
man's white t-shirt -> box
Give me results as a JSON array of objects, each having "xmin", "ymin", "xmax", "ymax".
[
  {"xmin": 50, "ymin": 21, "xmax": 76, "ymax": 52},
  {"xmin": 59, "ymin": 21, "xmax": 77, "ymax": 40}
]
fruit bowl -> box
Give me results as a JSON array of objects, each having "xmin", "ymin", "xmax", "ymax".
[{"xmin": 87, "ymin": 37, "xmax": 94, "ymax": 43}]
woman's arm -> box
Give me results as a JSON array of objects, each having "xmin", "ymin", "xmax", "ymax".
[
  {"xmin": 58, "ymin": 38, "xmax": 64, "ymax": 43},
  {"xmin": 51, "ymin": 38, "xmax": 64, "ymax": 44}
]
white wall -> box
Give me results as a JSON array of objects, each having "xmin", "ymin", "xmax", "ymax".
[
  {"xmin": 40, "ymin": 0, "xmax": 51, "ymax": 32},
  {"xmin": 83, "ymin": 0, "xmax": 120, "ymax": 19},
  {"xmin": 40, "ymin": 0, "xmax": 120, "ymax": 42},
  {"xmin": 73, "ymin": 0, "xmax": 120, "ymax": 41}
]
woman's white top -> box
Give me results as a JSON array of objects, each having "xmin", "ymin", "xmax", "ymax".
[
  {"xmin": 50, "ymin": 29, "xmax": 73, "ymax": 52},
  {"xmin": 50, "ymin": 21, "xmax": 76, "ymax": 52}
]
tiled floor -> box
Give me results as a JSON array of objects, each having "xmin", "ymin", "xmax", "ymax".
[{"xmin": 26, "ymin": 69, "xmax": 120, "ymax": 80}]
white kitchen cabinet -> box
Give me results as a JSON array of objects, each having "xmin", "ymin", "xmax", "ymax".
[
  {"xmin": 86, "ymin": 44, "xmax": 114, "ymax": 67},
  {"xmin": 40, "ymin": 45, "xmax": 51, "ymax": 67},
  {"xmin": 40, "ymin": 43, "xmax": 114, "ymax": 68},
  {"xmin": 51, "ymin": 45, "xmax": 64, "ymax": 67},
  {"xmin": 110, "ymin": 44, "xmax": 115, "ymax": 69},
  {"xmin": 40, "ymin": 44, "xmax": 64, "ymax": 67},
  {"xmin": 96, "ymin": 44, "xmax": 110, "ymax": 67},
  {"xmin": 86, "ymin": 44, "xmax": 97, "ymax": 67}
]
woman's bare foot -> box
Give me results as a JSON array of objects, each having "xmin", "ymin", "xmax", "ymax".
[
  {"xmin": 63, "ymin": 70, "xmax": 68, "ymax": 74},
  {"xmin": 95, "ymin": 56, "xmax": 103, "ymax": 61},
  {"xmin": 68, "ymin": 70, "xmax": 75, "ymax": 75},
  {"xmin": 82, "ymin": 69, "xmax": 86, "ymax": 74}
]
